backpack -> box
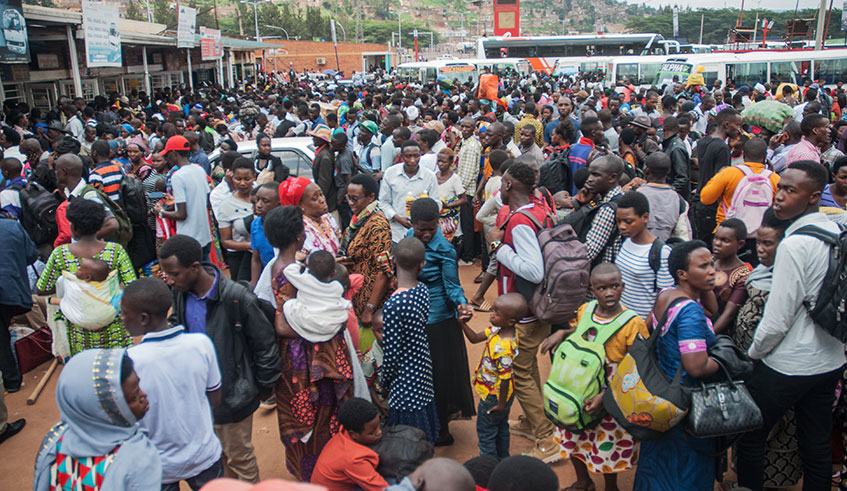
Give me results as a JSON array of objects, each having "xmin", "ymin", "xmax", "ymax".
[
  {"xmin": 368, "ymin": 425, "xmax": 434, "ymax": 481},
  {"xmin": 538, "ymin": 148, "xmax": 573, "ymax": 195},
  {"xmin": 543, "ymin": 301, "xmax": 638, "ymax": 431},
  {"xmin": 648, "ymin": 238, "xmax": 666, "ymax": 292},
  {"xmin": 119, "ymin": 176, "xmax": 148, "ymax": 226},
  {"xmin": 723, "ymin": 165, "xmax": 773, "ymax": 237},
  {"xmin": 500, "ymin": 204, "xmax": 558, "ymax": 305},
  {"xmin": 11, "ymin": 181, "xmax": 59, "ymax": 246},
  {"xmin": 80, "ymin": 185, "xmax": 133, "ymax": 247},
  {"xmin": 528, "ymin": 222, "xmax": 590, "ymax": 324},
  {"xmin": 564, "ymin": 194, "xmax": 623, "ymax": 266},
  {"xmin": 602, "ymin": 297, "xmax": 692, "ymax": 440},
  {"xmin": 793, "ymin": 224, "xmax": 847, "ymax": 343}
]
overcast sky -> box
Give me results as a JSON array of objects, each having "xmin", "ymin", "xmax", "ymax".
[{"xmin": 620, "ymin": 0, "xmax": 824, "ymax": 11}]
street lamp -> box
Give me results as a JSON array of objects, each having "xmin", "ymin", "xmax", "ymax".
[
  {"xmin": 334, "ymin": 20, "xmax": 346, "ymax": 42},
  {"xmin": 240, "ymin": 0, "xmax": 270, "ymax": 42},
  {"xmin": 265, "ymin": 24, "xmax": 290, "ymax": 40}
]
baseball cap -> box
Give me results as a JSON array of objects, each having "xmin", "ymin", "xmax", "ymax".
[
  {"xmin": 159, "ymin": 135, "xmax": 191, "ymax": 156},
  {"xmin": 359, "ymin": 120, "xmax": 379, "ymax": 136}
]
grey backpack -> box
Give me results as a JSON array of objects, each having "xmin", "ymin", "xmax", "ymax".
[{"xmin": 528, "ymin": 220, "xmax": 590, "ymax": 324}]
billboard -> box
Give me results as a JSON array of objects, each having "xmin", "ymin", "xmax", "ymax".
[
  {"xmin": 200, "ymin": 26, "xmax": 222, "ymax": 60},
  {"xmin": 0, "ymin": 0, "xmax": 29, "ymax": 63},
  {"xmin": 177, "ymin": 5, "xmax": 196, "ymax": 49},
  {"xmin": 83, "ymin": 0, "xmax": 122, "ymax": 67}
]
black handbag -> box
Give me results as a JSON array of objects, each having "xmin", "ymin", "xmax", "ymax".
[{"xmin": 685, "ymin": 358, "xmax": 762, "ymax": 438}]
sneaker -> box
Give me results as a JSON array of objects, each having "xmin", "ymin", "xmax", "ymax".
[
  {"xmin": 508, "ymin": 415, "xmax": 535, "ymax": 441},
  {"xmin": 525, "ymin": 435, "xmax": 561, "ymax": 464},
  {"xmin": 458, "ymin": 260, "xmax": 475, "ymax": 267},
  {"xmin": 259, "ymin": 396, "xmax": 276, "ymax": 409}
]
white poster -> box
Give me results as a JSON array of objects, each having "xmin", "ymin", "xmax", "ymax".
[
  {"xmin": 177, "ymin": 5, "xmax": 196, "ymax": 49},
  {"xmin": 82, "ymin": 0, "xmax": 121, "ymax": 67}
]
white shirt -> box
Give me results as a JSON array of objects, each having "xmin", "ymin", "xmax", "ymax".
[
  {"xmin": 615, "ymin": 239, "xmax": 674, "ymax": 319},
  {"xmin": 209, "ymin": 179, "xmax": 232, "ymax": 219},
  {"xmin": 130, "ymin": 326, "xmax": 222, "ymax": 484},
  {"xmin": 378, "ymin": 164, "xmax": 441, "ymax": 243},
  {"xmin": 793, "ymin": 102, "xmax": 808, "ymax": 123},
  {"xmin": 419, "ymin": 153, "xmax": 438, "ymax": 174},
  {"xmin": 171, "ymin": 164, "xmax": 212, "ymax": 246},
  {"xmin": 748, "ymin": 212, "xmax": 847, "ymax": 375}
]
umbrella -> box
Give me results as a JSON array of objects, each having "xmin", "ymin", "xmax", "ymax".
[
  {"xmin": 741, "ymin": 100, "xmax": 796, "ymax": 134},
  {"xmin": 323, "ymin": 69, "xmax": 337, "ymax": 75}
]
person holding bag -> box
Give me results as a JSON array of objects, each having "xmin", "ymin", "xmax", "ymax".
[{"xmin": 634, "ymin": 240, "xmax": 721, "ymax": 491}]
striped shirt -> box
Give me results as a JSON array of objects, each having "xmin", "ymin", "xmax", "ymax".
[
  {"xmin": 615, "ymin": 238, "xmax": 674, "ymax": 319},
  {"xmin": 88, "ymin": 161, "xmax": 124, "ymax": 203}
]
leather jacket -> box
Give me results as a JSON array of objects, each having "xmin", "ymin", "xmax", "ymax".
[
  {"xmin": 169, "ymin": 264, "xmax": 281, "ymax": 424},
  {"xmin": 663, "ymin": 134, "xmax": 691, "ymax": 201}
]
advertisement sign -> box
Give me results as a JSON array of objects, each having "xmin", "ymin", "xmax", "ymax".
[
  {"xmin": 0, "ymin": 0, "xmax": 29, "ymax": 63},
  {"xmin": 177, "ymin": 5, "xmax": 196, "ymax": 49},
  {"xmin": 200, "ymin": 26, "xmax": 222, "ymax": 60},
  {"xmin": 83, "ymin": 0, "xmax": 122, "ymax": 67}
]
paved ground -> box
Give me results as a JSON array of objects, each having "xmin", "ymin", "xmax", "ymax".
[{"xmin": 3, "ymin": 264, "xmax": 782, "ymax": 490}]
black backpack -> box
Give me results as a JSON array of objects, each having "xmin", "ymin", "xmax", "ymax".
[
  {"xmin": 119, "ymin": 176, "xmax": 149, "ymax": 226},
  {"xmin": 538, "ymin": 148, "xmax": 573, "ymax": 195},
  {"xmin": 11, "ymin": 182, "xmax": 59, "ymax": 246},
  {"xmin": 793, "ymin": 224, "xmax": 847, "ymax": 342},
  {"xmin": 648, "ymin": 237, "xmax": 666, "ymax": 292}
]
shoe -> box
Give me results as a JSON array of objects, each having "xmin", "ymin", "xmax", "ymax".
[
  {"xmin": 473, "ymin": 272, "xmax": 485, "ymax": 283},
  {"xmin": 524, "ymin": 435, "xmax": 561, "ymax": 464},
  {"xmin": 259, "ymin": 396, "xmax": 276, "ymax": 409},
  {"xmin": 0, "ymin": 419, "xmax": 25, "ymax": 444},
  {"xmin": 508, "ymin": 415, "xmax": 535, "ymax": 441},
  {"xmin": 4, "ymin": 384, "xmax": 20, "ymax": 394},
  {"xmin": 458, "ymin": 260, "xmax": 475, "ymax": 267}
]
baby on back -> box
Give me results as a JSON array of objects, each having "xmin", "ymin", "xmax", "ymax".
[
  {"xmin": 282, "ymin": 250, "xmax": 352, "ymax": 340},
  {"xmin": 76, "ymin": 258, "xmax": 111, "ymax": 282},
  {"xmin": 59, "ymin": 258, "xmax": 122, "ymax": 330}
]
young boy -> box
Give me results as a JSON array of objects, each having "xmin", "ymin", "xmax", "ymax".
[
  {"xmin": 459, "ymin": 292, "xmax": 527, "ymax": 460},
  {"xmin": 123, "ymin": 277, "xmax": 224, "ymax": 490},
  {"xmin": 614, "ymin": 191, "xmax": 674, "ymax": 319},
  {"xmin": 311, "ymin": 397, "xmax": 389, "ymax": 491},
  {"xmin": 541, "ymin": 263, "xmax": 648, "ymax": 491},
  {"xmin": 635, "ymin": 152, "xmax": 690, "ymax": 242},
  {"xmin": 706, "ymin": 218, "xmax": 752, "ymax": 334},
  {"xmin": 249, "ymin": 182, "xmax": 280, "ymax": 285}
]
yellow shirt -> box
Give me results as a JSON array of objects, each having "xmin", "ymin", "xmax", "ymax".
[
  {"xmin": 569, "ymin": 303, "xmax": 649, "ymax": 364},
  {"xmin": 700, "ymin": 161, "xmax": 780, "ymax": 230},
  {"xmin": 473, "ymin": 326, "xmax": 518, "ymax": 401}
]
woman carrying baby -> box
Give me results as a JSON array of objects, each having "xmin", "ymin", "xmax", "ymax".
[{"xmin": 36, "ymin": 199, "xmax": 137, "ymax": 356}]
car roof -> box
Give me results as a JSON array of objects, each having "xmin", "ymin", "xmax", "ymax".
[{"xmin": 208, "ymin": 136, "xmax": 315, "ymax": 161}]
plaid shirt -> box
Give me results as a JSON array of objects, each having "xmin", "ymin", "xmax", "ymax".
[
  {"xmin": 584, "ymin": 186, "xmax": 624, "ymax": 264},
  {"xmin": 457, "ymin": 135, "xmax": 482, "ymax": 195}
]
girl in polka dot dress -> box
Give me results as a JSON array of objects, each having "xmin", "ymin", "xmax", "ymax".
[{"xmin": 379, "ymin": 237, "xmax": 440, "ymax": 443}]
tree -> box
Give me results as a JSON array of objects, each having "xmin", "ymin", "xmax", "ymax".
[{"xmin": 125, "ymin": 1, "xmax": 146, "ymax": 21}]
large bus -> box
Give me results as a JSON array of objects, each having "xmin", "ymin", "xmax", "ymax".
[
  {"xmin": 464, "ymin": 58, "xmax": 533, "ymax": 77},
  {"xmin": 650, "ymin": 49, "xmax": 847, "ymax": 89},
  {"xmin": 396, "ymin": 60, "xmax": 477, "ymax": 85},
  {"xmin": 476, "ymin": 33, "xmax": 680, "ymax": 73}
]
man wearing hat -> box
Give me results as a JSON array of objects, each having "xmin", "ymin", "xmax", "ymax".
[
  {"xmin": 153, "ymin": 135, "xmax": 212, "ymax": 259},
  {"xmin": 629, "ymin": 115, "xmax": 659, "ymax": 162},
  {"xmin": 355, "ymin": 120, "xmax": 382, "ymax": 178},
  {"xmin": 309, "ymin": 124, "xmax": 337, "ymax": 215}
]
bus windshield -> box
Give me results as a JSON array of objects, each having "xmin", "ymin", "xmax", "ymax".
[{"xmin": 653, "ymin": 62, "xmax": 693, "ymax": 88}]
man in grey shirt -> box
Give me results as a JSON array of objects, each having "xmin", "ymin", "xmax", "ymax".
[
  {"xmin": 331, "ymin": 132, "xmax": 354, "ymax": 230},
  {"xmin": 736, "ymin": 160, "xmax": 845, "ymax": 490}
]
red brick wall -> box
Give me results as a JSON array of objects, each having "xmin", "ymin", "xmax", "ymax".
[{"xmin": 258, "ymin": 40, "xmax": 391, "ymax": 76}]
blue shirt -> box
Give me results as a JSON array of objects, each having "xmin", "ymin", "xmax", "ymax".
[
  {"xmin": 407, "ymin": 228, "xmax": 467, "ymax": 324},
  {"xmin": 189, "ymin": 150, "xmax": 211, "ymax": 175},
  {"xmin": 250, "ymin": 216, "xmax": 275, "ymax": 265},
  {"xmin": 184, "ymin": 267, "xmax": 219, "ymax": 334}
]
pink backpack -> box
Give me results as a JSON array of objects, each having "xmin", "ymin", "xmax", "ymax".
[{"xmin": 724, "ymin": 165, "xmax": 773, "ymax": 237}]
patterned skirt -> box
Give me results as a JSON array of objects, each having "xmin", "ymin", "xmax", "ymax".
[
  {"xmin": 62, "ymin": 312, "xmax": 131, "ymax": 357},
  {"xmin": 556, "ymin": 413, "xmax": 638, "ymax": 474},
  {"xmin": 387, "ymin": 400, "xmax": 440, "ymax": 444}
]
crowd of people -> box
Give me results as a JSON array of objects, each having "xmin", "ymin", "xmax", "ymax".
[{"xmin": 0, "ymin": 66, "xmax": 845, "ymax": 491}]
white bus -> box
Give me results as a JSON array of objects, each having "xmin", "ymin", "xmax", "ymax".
[
  {"xmin": 396, "ymin": 60, "xmax": 477, "ymax": 85},
  {"xmin": 464, "ymin": 58, "xmax": 533, "ymax": 77},
  {"xmin": 475, "ymin": 33, "xmax": 680, "ymax": 73},
  {"xmin": 650, "ymin": 49, "xmax": 847, "ymax": 89}
]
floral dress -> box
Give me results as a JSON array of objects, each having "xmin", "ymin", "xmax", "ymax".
[
  {"xmin": 36, "ymin": 243, "xmax": 136, "ymax": 356},
  {"xmin": 302, "ymin": 213, "xmax": 341, "ymax": 256},
  {"xmin": 272, "ymin": 263, "xmax": 353, "ymax": 482}
]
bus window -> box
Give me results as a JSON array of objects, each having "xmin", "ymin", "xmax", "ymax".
[
  {"xmin": 640, "ymin": 63, "xmax": 664, "ymax": 84},
  {"xmin": 771, "ymin": 61, "xmax": 800, "ymax": 85},
  {"xmin": 703, "ymin": 72, "xmax": 719, "ymax": 87},
  {"xmin": 814, "ymin": 58, "xmax": 847, "ymax": 85},
  {"xmin": 727, "ymin": 62, "xmax": 767, "ymax": 88},
  {"xmin": 425, "ymin": 68, "xmax": 437, "ymax": 82},
  {"xmin": 617, "ymin": 63, "xmax": 639, "ymax": 84}
]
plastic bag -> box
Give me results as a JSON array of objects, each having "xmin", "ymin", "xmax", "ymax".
[{"xmin": 57, "ymin": 270, "xmax": 122, "ymax": 331}]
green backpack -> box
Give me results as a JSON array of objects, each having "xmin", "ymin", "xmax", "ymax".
[
  {"xmin": 543, "ymin": 301, "xmax": 638, "ymax": 431},
  {"xmin": 80, "ymin": 184, "xmax": 133, "ymax": 248}
]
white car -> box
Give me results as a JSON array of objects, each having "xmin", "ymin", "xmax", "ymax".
[{"xmin": 208, "ymin": 137, "xmax": 316, "ymax": 180}]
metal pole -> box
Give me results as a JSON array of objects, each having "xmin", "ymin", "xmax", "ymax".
[
  {"xmin": 145, "ymin": 0, "xmax": 153, "ymax": 23},
  {"xmin": 142, "ymin": 46, "xmax": 151, "ymax": 95},
  {"xmin": 816, "ymin": 0, "xmax": 827, "ymax": 49},
  {"xmin": 186, "ymin": 49, "xmax": 194, "ymax": 90},
  {"xmin": 253, "ymin": 1, "xmax": 260, "ymax": 42},
  {"xmin": 752, "ymin": 12, "xmax": 759, "ymax": 42},
  {"xmin": 335, "ymin": 20, "xmax": 346, "ymax": 42},
  {"xmin": 66, "ymin": 25, "xmax": 83, "ymax": 98},
  {"xmin": 699, "ymin": 14, "xmax": 704, "ymax": 44},
  {"xmin": 398, "ymin": 11, "xmax": 401, "ymax": 51}
]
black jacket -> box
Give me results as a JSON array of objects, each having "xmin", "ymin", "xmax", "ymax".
[
  {"xmin": 169, "ymin": 264, "xmax": 281, "ymax": 424},
  {"xmin": 663, "ymin": 134, "xmax": 691, "ymax": 201}
]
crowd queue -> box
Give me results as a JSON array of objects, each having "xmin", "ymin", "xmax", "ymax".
[{"xmin": 0, "ymin": 67, "xmax": 845, "ymax": 491}]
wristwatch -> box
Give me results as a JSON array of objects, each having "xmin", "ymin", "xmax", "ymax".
[{"xmin": 489, "ymin": 240, "xmax": 502, "ymax": 253}]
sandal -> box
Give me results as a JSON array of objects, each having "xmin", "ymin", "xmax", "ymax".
[
  {"xmin": 473, "ymin": 272, "xmax": 485, "ymax": 284},
  {"xmin": 472, "ymin": 300, "xmax": 493, "ymax": 312},
  {"xmin": 562, "ymin": 483, "xmax": 596, "ymax": 491}
]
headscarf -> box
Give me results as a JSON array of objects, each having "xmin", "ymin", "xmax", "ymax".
[
  {"xmin": 278, "ymin": 176, "xmax": 311, "ymax": 206},
  {"xmin": 120, "ymin": 123, "xmax": 135, "ymax": 136},
  {"xmin": 34, "ymin": 348, "xmax": 162, "ymax": 490}
]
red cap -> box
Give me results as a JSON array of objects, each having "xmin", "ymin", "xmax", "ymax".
[{"xmin": 159, "ymin": 135, "xmax": 190, "ymax": 156}]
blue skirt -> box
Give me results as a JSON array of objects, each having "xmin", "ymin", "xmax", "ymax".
[
  {"xmin": 387, "ymin": 400, "xmax": 440, "ymax": 444},
  {"xmin": 634, "ymin": 425, "xmax": 716, "ymax": 491}
]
